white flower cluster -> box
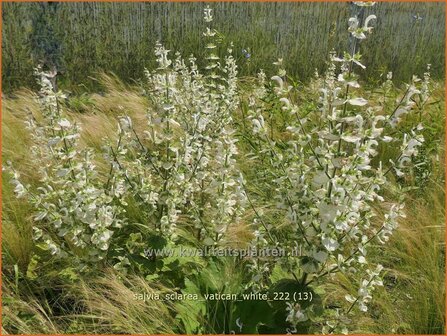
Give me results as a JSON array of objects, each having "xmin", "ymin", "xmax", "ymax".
[
  {"xmin": 7, "ymin": 66, "xmax": 125, "ymax": 264},
  {"xmin": 109, "ymin": 6, "xmax": 246, "ymax": 245},
  {"xmin": 286, "ymin": 302, "xmax": 308, "ymax": 325},
  {"xmin": 242, "ymin": 3, "xmax": 429, "ymax": 332},
  {"xmin": 348, "ymin": 14, "xmax": 376, "ymax": 40},
  {"xmin": 345, "ymin": 264, "xmax": 384, "ymax": 312}
]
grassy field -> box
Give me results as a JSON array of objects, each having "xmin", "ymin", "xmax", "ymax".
[{"xmin": 2, "ymin": 2, "xmax": 445, "ymax": 92}]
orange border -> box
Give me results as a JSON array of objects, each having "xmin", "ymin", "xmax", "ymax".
[
  {"xmin": 0, "ymin": 0, "xmax": 446, "ymax": 2},
  {"xmin": 0, "ymin": 1, "xmax": 445, "ymax": 336}
]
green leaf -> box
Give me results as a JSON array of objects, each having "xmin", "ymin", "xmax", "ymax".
[
  {"xmin": 176, "ymin": 278, "xmax": 206, "ymax": 334},
  {"xmin": 26, "ymin": 254, "xmax": 40, "ymax": 280},
  {"xmin": 129, "ymin": 253, "xmax": 163, "ymax": 273},
  {"xmin": 233, "ymin": 295, "xmax": 274, "ymax": 334}
]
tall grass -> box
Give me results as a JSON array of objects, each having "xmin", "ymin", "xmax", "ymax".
[{"xmin": 2, "ymin": 2, "xmax": 445, "ymax": 92}]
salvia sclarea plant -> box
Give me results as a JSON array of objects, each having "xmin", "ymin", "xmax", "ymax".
[
  {"xmin": 6, "ymin": 66, "xmax": 126, "ymax": 267},
  {"xmin": 4, "ymin": 7, "xmax": 248, "ymax": 286},
  {"xmin": 6, "ymin": 6, "xmax": 247, "ymax": 270},
  {"xmin": 242, "ymin": 1, "xmax": 429, "ymax": 333},
  {"xmin": 107, "ymin": 5, "xmax": 246, "ymax": 247}
]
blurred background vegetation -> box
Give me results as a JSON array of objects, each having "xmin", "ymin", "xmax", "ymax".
[{"xmin": 2, "ymin": 1, "xmax": 445, "ymax": 93}]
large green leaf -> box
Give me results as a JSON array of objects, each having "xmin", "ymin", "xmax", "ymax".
[{"xmin": 232, "ymin": 294, "xmax": 274, "ymax": 334}]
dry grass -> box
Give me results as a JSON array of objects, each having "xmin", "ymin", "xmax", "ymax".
[{"xmin": 71, "ymin": 270, "xmax": 180, "ymax": 334}]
